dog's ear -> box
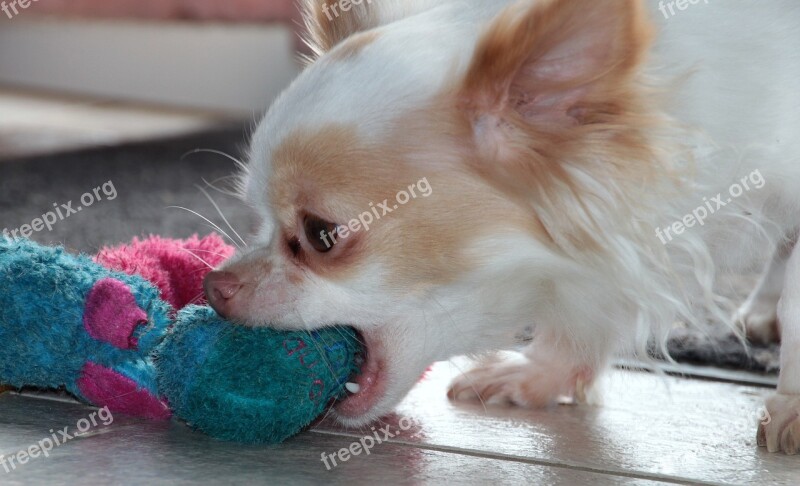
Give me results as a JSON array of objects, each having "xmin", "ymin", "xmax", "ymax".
[
  {"xmin": 301, "ymin": 0, "xmax": 380, "ymax": 58},
  {"xmin": 460, "ymin": 0, "xmax": 654, "ymax": 157}
]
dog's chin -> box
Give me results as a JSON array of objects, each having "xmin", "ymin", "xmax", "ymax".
[{"xmin": 331, "ymin": 328, "xmax": 431, "ymax": 427}]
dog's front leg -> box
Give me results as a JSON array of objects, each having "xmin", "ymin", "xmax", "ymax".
[
  {"xmin": 734, "ymin": 229, "xmax": 797, "ymax": 343},
  {"xmin": 447, "ymin": 329, "xmax": 608, "ymax": 408},
  {"xmin": 758, "ymin": 242, "xmax": 800, "ymax": 454}
]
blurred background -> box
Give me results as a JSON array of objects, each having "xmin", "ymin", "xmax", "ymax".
[{"xmin": 0, "ymin": 0, "xmax": 305, "ymax": 252}]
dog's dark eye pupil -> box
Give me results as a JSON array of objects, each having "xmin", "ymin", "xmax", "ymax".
[{"xmin": 304, "ymin": 215, "xmax": 338, "ymax": 253}]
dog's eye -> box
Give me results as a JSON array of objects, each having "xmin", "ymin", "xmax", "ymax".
[{"xmin": 303, "ymin": 214, "xmax": 338, "ymax": 253}]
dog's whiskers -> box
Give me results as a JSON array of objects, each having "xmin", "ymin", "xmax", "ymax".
[
  {"xmin": 166, "ymin": 206, "xmax": 241, "ymax": 250},
  {"xmin": 201, "ymin": 176, "xmax": 245, "ymax": 198},
  {"xmin": 195, "ymin": 184, "xmax": 248, "ymax": 248},
  {"xmin": 181, "ymin": 148, "xmax": 245, "ymax": 167},
  {"xmin": 178, "ymin": 248, "xmax": 214, "ymax": 270},
  {"xmin": 184, "ymin": 248, "xmax": 232, "ymax": 259}
]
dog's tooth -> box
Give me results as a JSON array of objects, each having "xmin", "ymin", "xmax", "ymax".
[{"xmin": 345, "ymin": 382, "xmax": 361, "ymax": 393}]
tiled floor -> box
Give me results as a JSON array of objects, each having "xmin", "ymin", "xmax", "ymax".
[{"xmin": 0, "ymin": 361, "xmax": 795, "ymax": 485}]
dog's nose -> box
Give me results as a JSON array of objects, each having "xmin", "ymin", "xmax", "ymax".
[{"xmin": 204, "ymin": 271, "xmax": 242, "ymax": 318}]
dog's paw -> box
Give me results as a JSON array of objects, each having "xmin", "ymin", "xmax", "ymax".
[
  {"xmin": 447, "ymin": 352, "xmax": 592, "ymax": 408},
  {"xmin": 757, "ymin": 393, "xmax": 800, "ymax": 454},
  {"xmin": 733, "ymin": 299, "xmax": 781, "ymax": 344}
]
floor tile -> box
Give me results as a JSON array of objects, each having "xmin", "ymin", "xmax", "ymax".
[
  {"xmin": 2, "ymin": 362, "xmax": 797, "ymax": 485},
  {"xmin": 317, "ymin": 361, "xmax": 796, "ymax": 485},
  {"xmin": 1, "ymin": 394, "xmax": 666, "ymax": 486}
]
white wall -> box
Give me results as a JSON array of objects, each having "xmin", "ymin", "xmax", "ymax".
[{"xmin": 0, "ymin": 18, "xmax": 300, "ymax": 115}]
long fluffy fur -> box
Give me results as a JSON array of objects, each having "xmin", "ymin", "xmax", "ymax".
[{"xmin": 221, "ymin": 0, "xmax": 800, "ymax": 427}]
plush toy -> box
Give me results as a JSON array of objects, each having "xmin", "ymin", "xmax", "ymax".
[{"xmin": 0, "ymin": 235, "xmax": 361, "ymax": 444}]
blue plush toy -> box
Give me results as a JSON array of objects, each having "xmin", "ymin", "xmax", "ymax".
[{"xmin": 0, "ymin": 237, "xmax": 361, "ymax": 443}]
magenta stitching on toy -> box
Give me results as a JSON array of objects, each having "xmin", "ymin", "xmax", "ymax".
[
  {"xmin": 284, "ymin": 337, "xmax": 321, "ymax": 368},
  {"xmin": 283, "ymin": 336, "xmax": 330, "ymax": 402},
  {"xmin": 309, "ymin": 379, "xmax": 325, "ymax": 402},
  {"xmin": 283, "ymin": 337, "xmax": 305, "ymax": 356}
]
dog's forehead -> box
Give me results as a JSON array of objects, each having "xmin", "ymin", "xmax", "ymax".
[
  {"xmin": 244, "ymin": 6, "xmax": 496, "ymax": 214},
  {"xmin": 246, "ymin": 42, "xmax": 450, "ymax": 208},
  {"xmin": 251, "ymin": 13, "xmax": 476, "ymax": 157}
]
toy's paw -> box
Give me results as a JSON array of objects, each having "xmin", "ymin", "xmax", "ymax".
[
  {"xmin": 77, "ymin": 362, "xmax": 171, "ymax": 420},
  {"xmin": 757, "ymin": 393, "xmax": 800, "ymax": 454},
  {"xmin": 84, "ymin": 278, "xmax": 148, "ymax": 349},
  {"xmin": 447, "ymin": 352, "xmax": 593, "ymax": 407},
  {"xmin": 733, "ymin": 297, "xmax": 781, "ymax": 344}
]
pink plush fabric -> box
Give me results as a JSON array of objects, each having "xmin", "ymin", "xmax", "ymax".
[
  {"xmin": 77, "ymin": 362, "xmax": 172, "ymax": 420},
  {"xmin": 84, "ymin": 277, "xmax": 148, "ymax": 350},
  {"xmin": 32, "ymin": 0, "xmax": 298, "ymax": 23},
  {"xmin": 95, "ymin": 234, "xmax": 236, "ymax": 311}
]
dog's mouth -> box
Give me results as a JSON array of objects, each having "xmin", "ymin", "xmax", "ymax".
[{"xmin": 335, "ymin": 330, "xmax": 387, "ymax": 420}]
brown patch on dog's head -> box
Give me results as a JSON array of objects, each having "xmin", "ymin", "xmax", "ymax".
[
  {"xmin": 260, "ymin": 0, "xmax": 668, "ymax": 296},
  {"xmin": 267, "ymin": 122, "xmax": 542, "ymax": 289},
  {"xmin": 455, "ymin": 0, "xmax": 664, "ymax": 253},
  {"xmin": 462, "ymin": 0, "xmax": 653, "ymax": 107}
]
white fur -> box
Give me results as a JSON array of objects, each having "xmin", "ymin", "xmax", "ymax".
[{"xmin": 223, "ymin": 0, "xmax": 800, "ymax": 450}]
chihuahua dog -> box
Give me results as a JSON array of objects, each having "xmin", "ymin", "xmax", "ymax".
[{"xmin": 204, "ymin": 0, "xmax": 800, "ymax": 453}]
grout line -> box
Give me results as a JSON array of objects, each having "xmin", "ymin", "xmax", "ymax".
[
  {"xmin": 614, "ymin": 359, "xmax": 778, "ymax": 388},
  {"xmin": 9, "ymin": 391, "xmax": 85, "ymax": 404},
  {"xmin": 0, "ymin": 420, "xmax": 151, "ymax": 458},
  {"xmin": 309, "ymin": 429, "xmax": 724, "ymax": 486}
]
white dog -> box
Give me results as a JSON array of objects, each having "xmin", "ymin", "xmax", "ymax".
[{"xmin": 204, "ymin": 0, "xmax": 800, "ymax": 453}]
